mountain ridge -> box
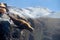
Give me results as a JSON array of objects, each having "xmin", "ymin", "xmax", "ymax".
[{"xmin": 8, "ymin": 6, "xmax": 56, "ymax": 18}]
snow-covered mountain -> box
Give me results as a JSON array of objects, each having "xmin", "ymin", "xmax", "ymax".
[{"xmin": 8, "ymin": 6, "xmax": 60, "ymax": 19}]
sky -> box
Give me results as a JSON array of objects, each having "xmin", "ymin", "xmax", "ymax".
[{"xmin": 0, "ymin": 0, "xmax": 60, "ymax": 12}]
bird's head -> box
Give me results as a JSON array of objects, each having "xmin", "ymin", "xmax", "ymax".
[{"xmin": 0, "ymin": 3, "xmax": 7, "ymax": 13}]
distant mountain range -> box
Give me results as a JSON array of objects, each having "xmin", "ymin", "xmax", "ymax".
[{"xmin": 8, "ymin": 6, "xmax": 60, "ymax": 19}]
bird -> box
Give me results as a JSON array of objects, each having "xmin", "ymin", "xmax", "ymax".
[{"xmin": 8, "ymin": 13, "xmax": 34, "ymax": 32}]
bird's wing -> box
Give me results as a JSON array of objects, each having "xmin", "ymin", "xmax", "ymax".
[{"xmin": 8, "ymin": 13, "xmax": 34, "ymax": 31}]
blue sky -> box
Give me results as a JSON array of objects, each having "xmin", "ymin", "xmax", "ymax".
[{"xmin": 0, "ymin": 0, "xmax": 60, "ymax": 12}]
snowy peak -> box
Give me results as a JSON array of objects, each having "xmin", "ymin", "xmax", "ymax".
[
  {"xmin": 8, "ymin": 6, "xmax": 55, "ymax": 18},
  {"xmin": 24, "ymin": 7, "xmax": 52, "ymax": 17}
]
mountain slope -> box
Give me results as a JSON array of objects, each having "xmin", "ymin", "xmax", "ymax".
[{"xmin": 0, "ymin": 6, "xmax": 60, "ymax": 40}]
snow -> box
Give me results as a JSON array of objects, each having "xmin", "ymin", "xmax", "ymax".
[{"xmin": 8, "ymin": 6, "xmax": 60, "ymax": 18}]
